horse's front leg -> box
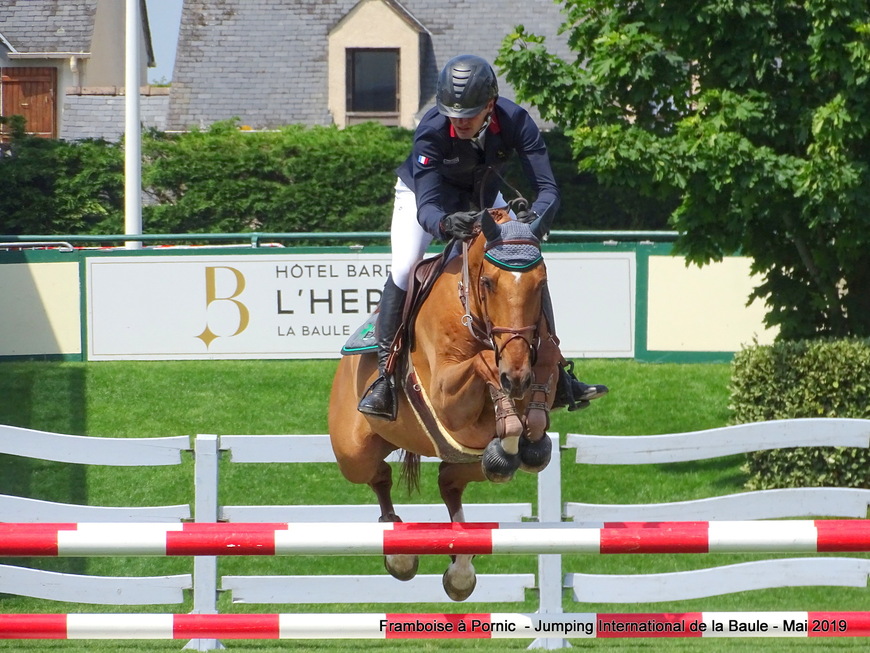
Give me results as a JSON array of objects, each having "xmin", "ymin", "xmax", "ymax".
[
  {"xmin": 464, "ymin": 351, "xmax": 525, "ymax": 482},
  {"xmin": 370, "ymin": 460, "xmax": 418, "ymax": 581},
  {"xmin": 433, "ymin": 351, "xmax": 523, "ymax": 482},
  {"xmin": 518, "ymin": 332, "xmax": 562, "ymax": 473},
  {"xmin": 430, "ymin": 350, "xmax": 501, "ymax": 431},
  {"xmin": 438, "ymin": 461, "xmax": 485, "ymax": 601},
  {"xmin": 480, "ymin": 384, "xmax": 525, "ymax": 482},
  {"xmin": 524, "ymin": 329, "xmax": 562, "ymax": 441}
]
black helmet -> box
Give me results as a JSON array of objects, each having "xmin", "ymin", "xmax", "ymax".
[{"xmin": 435, "ymin": 55, "xmax": 498, "ymax": 118}]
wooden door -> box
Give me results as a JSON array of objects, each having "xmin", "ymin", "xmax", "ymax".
[{"xmin": 1, "ymin": 67, "xmax": 57, "ymax": 141}]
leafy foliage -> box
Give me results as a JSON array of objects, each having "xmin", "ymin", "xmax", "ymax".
[
  {"xmin": 0, "ymin": 119, "xmax": 124, "ymax": 235},
  {"xmin": 0, "ymin": 117, "xmax": 672, "ymax": 236},
  {"xmin": 731, "ymin": 339, "xmax": 870, "ymax": 489},
  {"xmin": 0, "ymin": 119, "xmax": 413, "ymax": 236},
  {"xmin": 142, "ymin": 120, "xmax": 412, "ymax": 234},
  {"xmin": 498, "ymin": 1, "xmax": 870, "ymax": 338}
]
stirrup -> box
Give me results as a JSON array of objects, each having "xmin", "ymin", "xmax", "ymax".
[
  {"xmin": 357, "ymin": 375, "xmax": 398, "ymax": 421},
  {"xmin": 553, "ymin": 361, "xmax": 607, "ymax": 411}
]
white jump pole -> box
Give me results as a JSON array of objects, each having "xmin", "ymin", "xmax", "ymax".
[
  {"xmin": 0, "ymin": 520, "xmax": 867, "ymax": 556},
  {"xmin": 0, "ymin": 612, "xmax": 868, "ymax": 639}
]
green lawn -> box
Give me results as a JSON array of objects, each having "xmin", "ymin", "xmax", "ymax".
[{"xmin": 0, "ymin": 359, "xmax": 866, "ymax": 652}]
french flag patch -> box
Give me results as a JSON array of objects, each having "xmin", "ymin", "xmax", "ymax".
[{"xmin": 417, "ymin": 155, "xmax": 432, "ymax": 165}]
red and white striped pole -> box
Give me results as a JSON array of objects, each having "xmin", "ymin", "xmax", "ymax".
[
  {"xmin": 0, "ymin": 521, "xmax": 867, "ymax": 556},
  {"xmin": 0, "ymin": 612, "xmax": 868, "ymax": 639}
]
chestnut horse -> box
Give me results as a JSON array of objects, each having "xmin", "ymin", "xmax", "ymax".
[{"xmin": 328, "ymin": 209, "xmax": 561, "ymax": 601}]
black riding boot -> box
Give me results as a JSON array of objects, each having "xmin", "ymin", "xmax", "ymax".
[
  {"xmin": 357, "ymin": 276, "xmax": 407, "ymax": 421},
  {"xmin": 554, "ymin": 360, "xmax": 609, "ymax": 411}
]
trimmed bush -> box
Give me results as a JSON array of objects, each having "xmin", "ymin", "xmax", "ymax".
[
  {"xmin": 730, "ymin": 338, "xmax": 870, "ymax": 489},
  {"xmin": 0, "ymin": 117, "xmax": 674, "ymax": 236},
  {"xmin": 0, "ymin": 123, "xmax": 123, "ymax": 235},
  {"xmin": 142, "ymin": 120, "xmax": 412, "ymax": 234}
]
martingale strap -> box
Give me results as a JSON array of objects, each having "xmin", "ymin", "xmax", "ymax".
[{"xmin": 401, "ymin": 365, "xmax": 483, "ymax": 464}]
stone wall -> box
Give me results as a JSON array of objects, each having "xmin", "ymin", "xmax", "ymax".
[{"xmin": 62, "ymin": 86, "xmax": 170, "ymax": 141}]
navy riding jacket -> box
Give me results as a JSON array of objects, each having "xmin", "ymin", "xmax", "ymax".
[{"xmin": 396, "ymin": 97, "xmax": 561, "ymax": 239}]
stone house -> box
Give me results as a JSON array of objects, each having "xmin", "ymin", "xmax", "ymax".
[
  {"xmin": 2, "ymin": 0, "xmax": 570, "ymax": 139},
  {"xmin": 168, "ymin": 0, "xmax": 570, "ymax": 131},
  {"xmin": 0, "ymin": 0, "xmax": 160, "ymax": 140}
]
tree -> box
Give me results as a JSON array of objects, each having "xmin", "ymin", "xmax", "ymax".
[{"xmin": 498, "ymin": 1, "xmax": 870, "ymax": 339}]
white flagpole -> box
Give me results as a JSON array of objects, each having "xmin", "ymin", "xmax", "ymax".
[{"xmin": 125, "ymin": 0, "xmax": 143, "ymax": 249}]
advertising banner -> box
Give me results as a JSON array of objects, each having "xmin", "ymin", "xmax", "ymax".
[{"xmin": 85, "ymin": 251, "xmax": 634, "ymax": 361}]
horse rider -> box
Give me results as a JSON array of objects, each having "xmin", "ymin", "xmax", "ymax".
[{"xmin": 357, "ymin": 54, "xmax": 608, "ymax": 421}]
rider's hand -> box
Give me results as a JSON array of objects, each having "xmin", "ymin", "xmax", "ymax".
[
  {"xmin": 515, "ymin": 208, "xmax": 538, "ymax": 224},
  {"xmin": 440, "ymin": 211, "xmax": 479, "ymax": 239}
]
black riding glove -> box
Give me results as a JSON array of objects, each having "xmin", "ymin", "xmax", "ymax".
[
  {"xmin": 515, "ymin": 208, "xmax": 539, "ymax": 224},
  {"xmin": 440, "ymin": 211, "xmax": 479, "ymax": 239}
]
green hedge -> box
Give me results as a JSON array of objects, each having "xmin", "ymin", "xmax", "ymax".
[
  {"xmin": 730, "ymin": 339, "xmax": 870, "ymax": 490},
  {"xmin": 0, "ymin": 115, "xmax": 124, "ymax": 235},
  {"xmin": 0, "ymin": 118, "xmax": 674, "ymax": 236},
  {"xmin": 142, "ymin": 120, "xmax": 411, "ymax": 234}
]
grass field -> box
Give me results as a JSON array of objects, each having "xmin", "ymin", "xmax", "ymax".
[{"xmin": 0, "ymin": 358, "xmax": 867, "ymax": 652}]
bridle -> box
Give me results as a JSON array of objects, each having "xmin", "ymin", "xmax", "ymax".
[{"xmin": 458, "ymin": 237, "xmax": 543, "ymax": 366}]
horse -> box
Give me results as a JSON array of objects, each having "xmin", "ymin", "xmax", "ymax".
[{"xmin": 328, "ymin": 208, "xmax": 562, "ymax": 601}]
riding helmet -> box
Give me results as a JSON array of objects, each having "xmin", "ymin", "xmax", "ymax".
[{"xmin": 435, "ymin": 55, "xmax": 499, "ymax": 118}]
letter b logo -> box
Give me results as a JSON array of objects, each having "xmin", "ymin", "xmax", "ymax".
[{"xmin": 196, "ymin": 266, "xmax": 250, "ymax": 348}]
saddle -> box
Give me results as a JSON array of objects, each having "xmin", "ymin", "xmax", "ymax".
[
  {"xmin": 341, "ymin": 243, "xmax": 482, "ymax": 463},
  {"xmin": 340, "ymin": 243, "xmax": 457, "ymax": 358}
]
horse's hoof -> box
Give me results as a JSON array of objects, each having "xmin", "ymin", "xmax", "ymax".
[
  {"xmin": 378, "ymin": 513, "xmax": 402, "ymax": 523},
  {"xmin": 519, "ymin": 434, "xmax": 552, "ymax": 473},
  {"xmin": 384, "ymin": 554, "xmax": 419, "ymax": 581},
  {"xmin": 481, "ymin": 438, "xmax": 520, "ymax": 483},
  {"xmin": 442, "ymin": 564, "xmax": 477, "ymax": 601}
]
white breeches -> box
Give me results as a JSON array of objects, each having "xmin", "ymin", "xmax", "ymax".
[
  {"xmin": 389, "ymin": 179, "xmax": 433, "ymax": 291},
  {"xmin": 389, "ymin": 178, "xmax": 509, "ymax": 291}
]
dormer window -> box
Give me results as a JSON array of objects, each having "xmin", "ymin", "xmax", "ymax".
[
  {"xmin": 328, "ymin": 0, "xmax": 429, "ymax": 129},
  {"xmin": 346, "ymin": 48, "xmax": 399, "ymax": 116}
]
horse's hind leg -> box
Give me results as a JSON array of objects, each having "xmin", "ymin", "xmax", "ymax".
[
  {"xmin": 370, "ymin": 460, "xmax": 419, "ymax": 581},
  {"xmin": 438, "ymin": 461, "xmax": 486, "ymax": 601}
]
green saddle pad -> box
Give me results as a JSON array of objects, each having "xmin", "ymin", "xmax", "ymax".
[{"xmin": 340, "ymin": 311, "xmax": 378, "ymax": 355}]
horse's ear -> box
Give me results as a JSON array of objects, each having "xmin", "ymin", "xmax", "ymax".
[
  {"xmin": 529, "ymin": 212, "xmax": 548, "ymax": 241},
  {"xmin": 481, "ymin": 209, "xmax": 501, "ymax": 243}
]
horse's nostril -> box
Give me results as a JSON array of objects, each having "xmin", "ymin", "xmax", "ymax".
[
  {"xmin": 500, "ymin": 372, "xmax": 511, "ymax": 393},
  {"xmin": 517, "ymin": 373, "xmax": 531, "ymax": 397}
]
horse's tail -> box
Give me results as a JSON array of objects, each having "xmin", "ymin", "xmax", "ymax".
[{"xmin": 399, "ymin": 449, "xmax": 421, "ymax": 494}]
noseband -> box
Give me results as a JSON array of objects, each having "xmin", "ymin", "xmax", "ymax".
[{"xmin": 458, "ymin": 236, "xmax": 543, "ymax": 366}]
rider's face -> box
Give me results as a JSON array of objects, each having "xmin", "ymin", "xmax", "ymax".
[{"xmin": 449, "ymin": 100, "xmax": 495, "ymax": 139}]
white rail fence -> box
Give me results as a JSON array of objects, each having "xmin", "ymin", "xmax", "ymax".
[
  {"xmin": 1, "ymin": 418, "xmax": 869, "ymax": 649},
  {"xmin": 0, "ymin": 424, "xmax": 191, "ymax": 605},
  {"xmin": 563, "ymin": 419, "xmax": 870, "ymax": 606}
]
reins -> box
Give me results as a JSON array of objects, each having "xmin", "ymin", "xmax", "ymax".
[
  {"xmin": 459, "ymin": 239, "xmax": 495, "ymax": 348},
  {"xmin": 452, "ymin": 169, "xmax": 544, "ymax": 366},
  {"xmin": 457, "ymin": 233, "xmax": 543, "ymax": 366}
]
